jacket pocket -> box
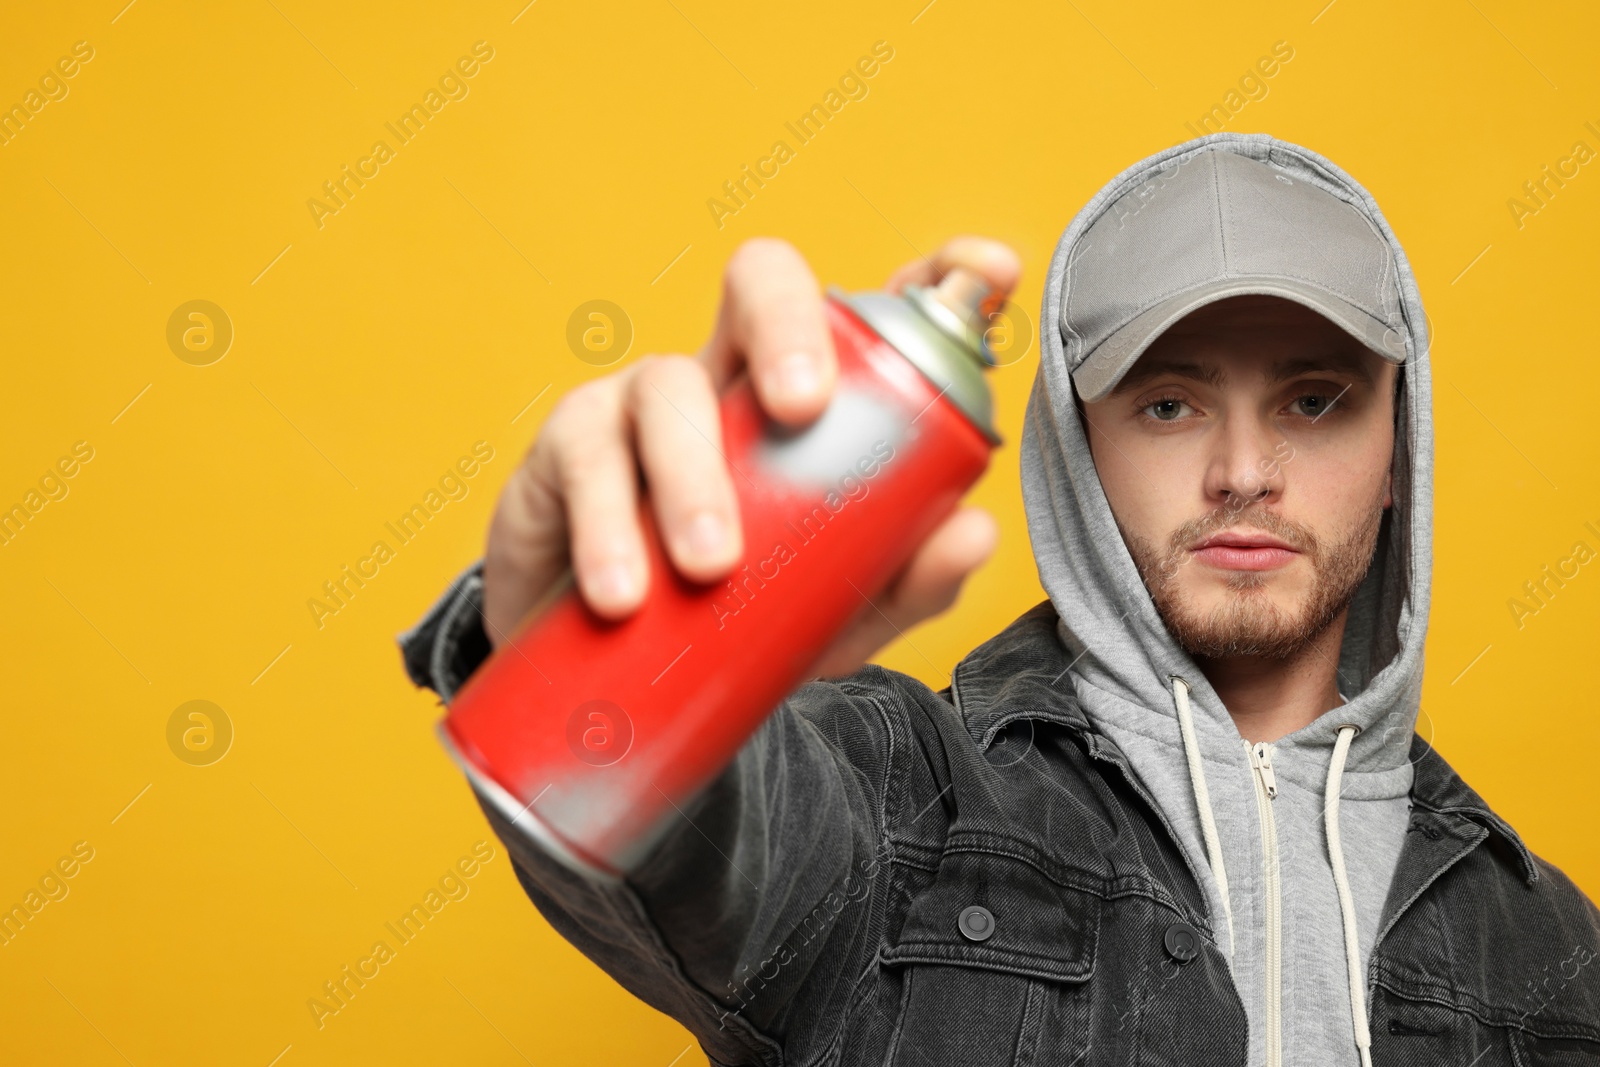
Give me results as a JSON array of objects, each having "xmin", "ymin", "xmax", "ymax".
[
  {"xmin": 1369, "ymin": 993, "xmax": 1517, "ymax": 1066},
  {"xmin": 1370, "ymin": 988, "xmax": 1600, "ymax": 1066},
  {"xmin": 876, "ymin": 846, "xmax": 1101, "ymax": 1066},
  {"xmin": 1510, "ymin": 1030, "xmax": 1600, "ymax": 1065}
]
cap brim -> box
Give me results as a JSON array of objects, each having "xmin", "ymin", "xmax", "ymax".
[{"xmin": 1070, "ymin": 276, "xmax": 1408, "ymax": 404}]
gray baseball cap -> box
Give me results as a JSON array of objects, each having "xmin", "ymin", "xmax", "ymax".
[{"xmin": 1063, "ymin": 145, "xmax": 1411, "ymax": 403}]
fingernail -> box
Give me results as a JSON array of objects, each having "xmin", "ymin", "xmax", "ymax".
[
  {"xmin": 592, "ymin": 561, "xmax": 635, "ymax": 603},
  {"xmin": 685, "ymin": 511, "xmax": 727, "ymax": 558},
  {"xmin": 775, "ymin": 352, "xmax": 819, "ymax": 398}
]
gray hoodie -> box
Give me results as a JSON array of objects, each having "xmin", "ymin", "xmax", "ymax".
[{"xmin": 1020, "ymin": 132, "xmax": 1433, "ymax": 1066}]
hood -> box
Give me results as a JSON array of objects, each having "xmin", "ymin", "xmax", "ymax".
[
  {"xmin": 1022, "ymin": 130, "xmax": 1432, "ymax": 777},
  {"xmin": 1018, "ymin": 131, "xmax": 1434, "ymax": 1066}
]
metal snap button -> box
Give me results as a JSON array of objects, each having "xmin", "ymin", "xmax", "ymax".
[
  {"xmin": 1163, "ymin": 922, "xmax": 1200, "ymax": 964},
  {"xmin": 958, "ymin": 905, "xmax": 995, "ymax": 942}
]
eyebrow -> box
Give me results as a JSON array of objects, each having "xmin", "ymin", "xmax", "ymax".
[{"xmin": 1110, "ymin": 349, "xmax": 1376, "ymax": 396}]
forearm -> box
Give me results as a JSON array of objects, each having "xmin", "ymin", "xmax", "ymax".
[{"xmin": 397, "ymin": 561, "xmax": 897, "ymax": 1059}]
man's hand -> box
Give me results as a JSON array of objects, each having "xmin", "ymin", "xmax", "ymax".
[{"xmin": 482, "ymin": 235, "xmax": 1022, "ymax": 679}]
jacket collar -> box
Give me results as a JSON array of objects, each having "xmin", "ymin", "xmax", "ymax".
[
  {"xmin": 949, "ymin": 600, "xmax": 1539, "ymax": 886},
  {"xmin": 1405, "ymin": 733, "xmax": 1540, "ymax": 884},
  {"xmin": 948, "ymin": 600, "xmax": 1093, "ymax": 747}
]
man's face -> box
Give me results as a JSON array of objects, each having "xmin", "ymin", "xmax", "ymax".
[{"xmin": 1080, "ymin": 295, "xmax": 1399, "ymax": 662}]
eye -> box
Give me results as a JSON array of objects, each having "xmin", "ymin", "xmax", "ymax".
[
  {"xmin": 1290, "ymin": 393, "xmax": 1338, "ymax": 418},
  {"xmin": 1142, "ymin": 396, "xmax": 1193, "ymax": 421}
]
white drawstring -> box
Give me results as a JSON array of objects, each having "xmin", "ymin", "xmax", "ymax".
[
  {"xmin": 1172, "ymin": 676, "xmax": 1235, "ymax": 956},
  {"xmin": 1326, "ymin": 724, "xmax": 1373, "ymax": 1067},
  {"xmin": 1173, "ymin": 677, "xmax": 1372, "ymax": 1066}
]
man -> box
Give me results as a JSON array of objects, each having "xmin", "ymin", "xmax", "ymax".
[{"xmin": 399, "ymin": 133, "xmax": 1600, "ymax": 1065}]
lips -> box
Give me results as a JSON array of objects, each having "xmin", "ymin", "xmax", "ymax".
[
  {"xmin": 1190, "ymin": 528, "xmax": 1301, "ymax": 572},
  {"xmin": 1192, "ymin": 529, "xmax": 1297, "ymax": 552}
]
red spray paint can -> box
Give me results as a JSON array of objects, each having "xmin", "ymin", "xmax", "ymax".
[{"xmin": 438, "ymin": 270, "xmax": 1003, "ymax": 881}]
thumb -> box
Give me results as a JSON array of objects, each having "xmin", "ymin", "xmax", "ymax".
[{"xmin": 804, "ymin": 506, "xmax": 998, "ymax": 680}]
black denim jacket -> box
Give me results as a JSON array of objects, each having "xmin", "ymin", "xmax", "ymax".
[{"xmin": 399, "ymin": 563, "xmax": 1600, "ymax": 1065}]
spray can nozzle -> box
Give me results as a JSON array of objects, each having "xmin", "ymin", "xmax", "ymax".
[{"xmin": 905, "ymin": 267, "xmax": 1001, "ymax": 367}]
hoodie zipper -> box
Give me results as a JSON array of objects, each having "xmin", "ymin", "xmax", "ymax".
[{"xmin": 1246, "ymin": 740, "xmax": 1282, "ymax": 1067}]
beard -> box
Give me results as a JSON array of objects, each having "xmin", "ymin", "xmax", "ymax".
[{"xmin": 1123, "ymin": 493, "xmax": 1386, "ymax": 661}]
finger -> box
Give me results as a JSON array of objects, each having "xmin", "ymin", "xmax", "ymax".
[
  {"xmin": 699, "ymin": 237, "xmax": 837, "ymax": 427},
  {"xmin": 482, "ymin": 458, "xmax": 571, "ymax": 646},
  {"xmin": 883, "ymin": 235, "xmax": 1024, "ymax": 307},
  {"xmin": 628, "ymin": 355, "xmax": 744, "ymax": 581},
  {"xmin": 805, "ymin": 506, "xmax": 999, "ymax": 679},
  {"xmin": 538, "ymin": 380, "xmax": 651, "ymax": 620}
]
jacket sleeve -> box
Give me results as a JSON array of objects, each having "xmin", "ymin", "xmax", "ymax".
[{"xmin": 396, "ymin": 561, "xmax": 910, "ymax": 1067}]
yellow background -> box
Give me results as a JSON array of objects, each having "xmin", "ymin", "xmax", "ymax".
[{"xmin": 3, "ymin": 1, "xmax": 1597, "ymax": 1063}]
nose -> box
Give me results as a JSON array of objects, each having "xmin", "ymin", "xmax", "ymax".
[{"xmin": 1203, "ymin": 412, "xmax": 1287, "ymax": 511}]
